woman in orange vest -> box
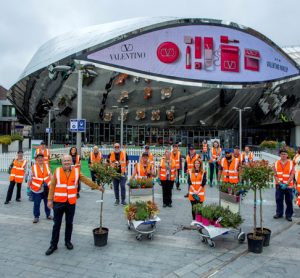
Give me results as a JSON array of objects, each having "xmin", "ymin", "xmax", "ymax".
[
  {"xmin": 241, "ymin": 146, "xmax": 254, "ymax": 165},
  {"xmin": 184, "ymin": 145, "xmax": 200, "ymax": 197},
  {"xmin": 70, "ymin": 147, "xmax": 81, "ymax": 198},
  {"xmin": 171, "ymin": 143, "xmax": 183, "ymax": 190},
  {"xmin": 28, "ymin": 153, "xmax": 52, "ymax": 223},
  {"xmin": 108, "ymin": 143, "xmax": 129, "ymax": 206},
  {"xmin": 5, "ymin": 150, "xmax": 27, "ymax": 204},
  {"xmin": 131, "ymin": 152, "xmax": 156, "ymax": 179},
  {"xmin": 209, "ymin": 140, "xmax": 222, "ymax": 187},
  {"xmin": 159, "ymin": 150, "xmax": 177, "ymax": 207},
  {"xmin": 188, "ymin": 159, "xmax": 207, "ymax": 220}
]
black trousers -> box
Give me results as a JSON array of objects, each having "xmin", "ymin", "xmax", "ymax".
[
  {"xmin": 190, "ymin": 200, "xmax": 202, "ymax": 220},
  {"xmin": 161, "ymin": 180, "xmax": 174, "ymax": 205},
  {"xmin": 5, "ymin": 181, "xmax": 22, "ymax": 202},
  {"xmin": 275, "ymin": 187, "xmax": 294, "ymax": 218},
  {"xmin": 90, "ymin": 171, "xmax": 97, "ymax": 182},
  {"xmin": 176, "ymin": 169, "xmax": 180, "ymax": 187},
  {"xmin": 50, "ymin": 202, "xmax": 76, "ymax": 246}
]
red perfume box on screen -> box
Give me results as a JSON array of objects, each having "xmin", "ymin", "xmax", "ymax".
[
  {"xmin": 244, "ymin": 49, "xmax": 260, "ymax": 72},
  {"xmin": 220, "ymin": 45, "xmax": 240, "ymax": 72}
]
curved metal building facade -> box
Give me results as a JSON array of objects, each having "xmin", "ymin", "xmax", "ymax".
[{"xmin": 8, "ymin": 17, "xmax": 300, "ymax": 146}]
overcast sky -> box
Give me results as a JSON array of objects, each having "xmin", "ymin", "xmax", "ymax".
[{"xmin": 0, "ymin": 0, "xmax": 299, "ymax": 89}]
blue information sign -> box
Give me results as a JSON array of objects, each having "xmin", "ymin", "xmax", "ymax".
[{"xmin": 70, "ymin": 119, "xmax": 86, "ymax": 132}]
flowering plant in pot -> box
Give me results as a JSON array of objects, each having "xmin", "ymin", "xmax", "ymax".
[
  {"xmin": 124, "ymin": 201, "xmax": 159, "ymax": 221},
  {"xmin": 91, "ymin": 162, "xmax": 122, "ymax": 246},
  {"xmin": 200, "ymin": 204, "xmax": 215, "ymax": 226},
  {"xmin": 241, "ymin": 160, "xmax": 274, "ymax": 252},
  {"xmin": 129, "ymin": 178, "xmax": 153, "ymax": 189}
]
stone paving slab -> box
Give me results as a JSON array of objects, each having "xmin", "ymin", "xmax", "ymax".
[{"xmin": 0, "ymin": 172, "xmax": 299, "ymax": 277}]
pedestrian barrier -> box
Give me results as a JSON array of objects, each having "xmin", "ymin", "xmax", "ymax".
[
  {"xmin": 0, "ymin": 148, "xmax": 264, "ymax": 173},
  {"xmin": 0, "ymin": 151, "xmax": 31, "ymax": 172}
]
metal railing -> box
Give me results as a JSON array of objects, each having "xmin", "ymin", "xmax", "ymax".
[{"xmin": 0, "ymin": 148, "xmax": 265, "ymax": 174}]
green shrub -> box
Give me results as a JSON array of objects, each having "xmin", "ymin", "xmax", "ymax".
[
  {"xmin": 11, "ymin": 134, "xmax": 23, "ymax": 141},
  {"xmin": 192, "ymin": 203, "xmax": 203, "ymax": 214},
  {"xmin": 200, "ymin": 203, "xmax": 244, "ymax": 228},
  {"xmin": 0, "ymin": 134, "xmax": 23, "ymax": 145},
  {"xmin": 259, "ymin": 140, "xmax": 278, "ymax": 149},
  {"xmin": 0, "ymin": 135, "xmax": 12, "ymax": 145}
]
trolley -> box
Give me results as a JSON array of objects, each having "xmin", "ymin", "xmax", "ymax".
[
  {"xmin": 127, "ymin": 185, "xmax": 160, "ymax": 240},
  {"xmin": 191, "ymin": 189, "xmax": 245, "ymax": 248}
]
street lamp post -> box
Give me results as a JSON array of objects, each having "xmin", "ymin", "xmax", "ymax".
[
  {"xmin": 112, "ymin": 106, "xmax": 128, "ymax": 147},
  {"xmin": 76, "ymin": 69, "xmax": 83, "ymax": 153},
  {"xmin": 232, "ymin": 107, "xmax": 252, "ymax": 151},
  {"xmin": 49, "ymin": 63, "xmax": 97, "ymax": 155},
  {"xmin": 46, "ymin": 108, "xmax": 59, "ymax": 148}
]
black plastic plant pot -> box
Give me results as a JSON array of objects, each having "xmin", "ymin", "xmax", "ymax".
[
  {"xmin": 247, "ymin": 233, "xmax": 264, "ymax": 253},
  {"xmin": 255, "ymin": 228, "xmax": 271, "ymax": 247},
  {"xmin": 93, "ymin": 227, "xmax": 109, "ymax": 247}
]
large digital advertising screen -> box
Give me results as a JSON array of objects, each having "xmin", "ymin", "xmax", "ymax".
[{"xmin": 86, "ymin": 24, "xmax": 299, "ymax": 84}]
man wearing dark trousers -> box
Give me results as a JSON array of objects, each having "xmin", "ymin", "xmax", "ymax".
[
  {"xmin": 107, "ymin": 143, "xmax": 129, "ymax": 206},
  {"xmin": 45, "ymin": 154, "xmax": 104, "ymax": 256},
  {"xmin": 88, "ymin": 146, "xmax": 102, "ymax": 182},
  {"xmin": 273, "ymin": 149, "xmax": 295, "ymax": 222}
]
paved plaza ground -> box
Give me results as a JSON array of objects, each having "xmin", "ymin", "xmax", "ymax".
[{"xmin": 0, "ymin": 171, "xmax": 299, "ymax": 278}]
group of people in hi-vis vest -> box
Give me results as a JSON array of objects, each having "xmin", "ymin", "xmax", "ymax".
[
  {"xmin": 4, "ymin": 140, "xmax": 300, "ymax": 255},
  {"xmin": 184, "ymin": 141, "xmax": 256, "ymax": 219}
]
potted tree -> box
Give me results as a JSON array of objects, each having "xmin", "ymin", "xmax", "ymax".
[
  {"xmin": 241, "ymin": 160, "xmax": 274, "ymax": 253},
  {"xmin": 91, "ymin": 162, "xmax": 121, "ymax": 246}
]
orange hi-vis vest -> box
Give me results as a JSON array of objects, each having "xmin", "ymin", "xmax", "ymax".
[
  {"xmin": 109, "ymin": 151, "xmax": 127, "ymax": 173},
  {"xmin": 295, "ymin": 170, "xmax": 300, "ymax": 206},
  {"xmin": 36, "ymin": 148, "xmax": 50, "ymax": 164},
  {"xmin": 209, "ymin": 147, "xmax": 222, "ymax": 163},
  {"xmin": 71, "ymin": 155, "xmax": 81, "ymax": 169},
  {"xmin": 135, "ymin": 162, "xmax": 152, "ymax": 178},
  {"xmin": 30, "ymin": 163, "xmax": 51, "ymax": 192},
  {"xmin": 274, "ymin": 160, "xmax": 293, "ymax": 188},
  {"xmin": 293, "ymin": 154, "xmax": 300, "ymax": 165},
  {"xmin": 54, "ymin": 167, "xmax": 79, "ymax": 204},
  {"xmin": 189, "ymin": 171, "xmax": 205, "ymax": 202},
  {"xmin": 90, "ymin": 151, "xmax": 102, "ymax": 164},
  {"xmin": 242, "ymin": 151, "xmax": 254, "ymax": 164},
  {"xmin": 159, "ymin": 159, "xmax": 176, "ymax": 181},
  {"xmin": 140, "ymin": 152, "xmax": 154, "ymax": 165},
  {"xmin": 186, "ymin": 154, "xmax": 200, "ymax": 173},
  {"xmin": 220, "ymin": 157, "xmax": 239, "ymax": 184},
  {"xmin": 293, "ymin": 154, "xmax": 300, "ymax": 171},
  {"xmin": 10, "ymin": 159, "xmax": 27, "ymax": 183},
  {"xmin": 171, "ymin": 151, "xmax": 181, "ymax": 169},
  {"xmin": 202, "ymin": 143, "xmax": 208, "ymax": 153},
  {"xmin": 233, "ymin": 153, "xmax": 243, "ymax": 164}
]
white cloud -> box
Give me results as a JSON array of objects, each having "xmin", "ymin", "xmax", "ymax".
[{"xmin": 0, "ymin": 0, "xmax": 299, "ymax": 89}]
